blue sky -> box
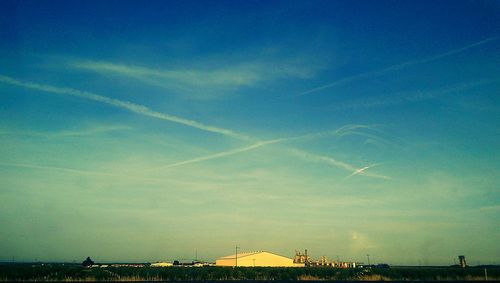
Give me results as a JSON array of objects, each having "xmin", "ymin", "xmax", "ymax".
[{"xmin": 0, "ymin": 0, "xmax": 499, "ymax": 265}]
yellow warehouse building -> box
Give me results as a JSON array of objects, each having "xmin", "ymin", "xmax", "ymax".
[{"xmin": 216, "ymin": 251, "xmax": 303, "ymax": 267}]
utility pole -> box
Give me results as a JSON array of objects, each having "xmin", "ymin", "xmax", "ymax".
[
  {"xmin": 305, "ymin": 249, "xmax": 309, "ymax": 266},
  {"xmin": 235, "ymin": 246, "xmax": 239, "ymax": 267},
  {"xmin": 366, "ymin": 254, "xmax": 371, "ymax": 267}
]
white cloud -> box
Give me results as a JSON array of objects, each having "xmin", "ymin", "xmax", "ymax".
[{"xmin": 71, "ymin": 59, "xmax": 316, "ymax": 99}]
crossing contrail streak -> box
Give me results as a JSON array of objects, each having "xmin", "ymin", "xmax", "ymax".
[
  {"xmin": 0, "ymin": 74, "xmax": 391, "ymax": 179},
  {"xmin": 343, "ymin": 163, "xmax": 387, "ymax": 180},
  {"xmin": 151, "ymin": 138, "xmax": 285, "ymax": 170},
  {"xmin": 149, "ymin": 125, "xmax": 377, "ymax": 172}
]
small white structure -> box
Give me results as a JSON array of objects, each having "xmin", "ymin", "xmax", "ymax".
[
  {"xmin": 150, "ymin": 262, "xmax": 173, "ymax": 267},
  {"xmin": 216, "ymin": 251, "xmax": 299, "ymax": 267}
]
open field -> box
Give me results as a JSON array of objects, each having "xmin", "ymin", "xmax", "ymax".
[{"xmin": 1, "ymin": 264, "xmax": 499, "ymax": 281}]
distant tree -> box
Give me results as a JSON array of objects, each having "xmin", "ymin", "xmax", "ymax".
[{"xmin": 82, "ymin": 257, "xmax": 94, "ymax": 267}]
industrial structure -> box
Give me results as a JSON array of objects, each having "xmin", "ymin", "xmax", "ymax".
[
  {"xmin": 293, "ymin": 250, "xmax": 311, "ymax": 265},
  {"xmin": 458, "ymin": 255, "xmax": 467, "ymax": 268},
  {"xmin": 294, "ymin": 250, "xmax": 356, "ymax": 268},
  {"xmin": 216, "ymin": 251, "xmax": 302, "ymax": 267}
]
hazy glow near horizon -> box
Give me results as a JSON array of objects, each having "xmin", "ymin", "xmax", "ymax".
[{"xmin": 0, "ymin": 0, "xmax": 499, "ymax": 265}]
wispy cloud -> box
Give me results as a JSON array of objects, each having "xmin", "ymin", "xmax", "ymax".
[
  {"xmin": 0, "ymin": 125, "xmax": 131, "ymax": 139},
  {"xmin": 0, "ymin": 162, "xmax": 113, "ymax": 177},
  {"xmin": 0, "ymin": 161, "xmax": 212, "ymax": 186},
  {"xmin": 349, "ymin": 230, "xmax": 379, "ymax": 254},
  {"xmin": 284, "ymin": 124, "xmax": 372, "ymax": 142},
  {"xmin": 0, "ymin": 75, "xmax": 250, "ymax": 140},
  {"xmin": 330, "ymin": 80, "xmax": 494, "ymax": 111},
  {"xmin": 288, "ymin": 124, "xmax": 401, "ymax": 160},
  {"xmin": 71, "ymin": 60, "xmax": 315, "ymax": 99},
  {"xmin": 479, "ymin": 205, "xmax": 500, "ymax": 212},
  {"xmin": 298, "ymin": 36, "xmax": 499, "ymax": 96}
]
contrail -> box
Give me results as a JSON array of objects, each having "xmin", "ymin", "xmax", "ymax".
[
  {"xmin": 289, "ymin": 148, "xmax": 387, "ymax": 179},
  {"xmin": 151, "ymin": 138, "xmax": 285, "ymax": 171},
  {"xmin": 0, "ymin": 125, "xmax": 131, "ymax": 139},
  {"xmin": 343, "ymin": 163, "xmax": 386, "ymax": 180},
  {"xmin": 288, "ymin": 148, "xmax": 358, "ymax": 172},
  {"xmin": 153, "ymin": 139, "xmax": 388, "ymax": 180},
  {"xmin": 149, "ymin": 124, "xmax": 391, "ymax": 180},
  {"xmin": 0, "ymin": 75, "xmax": 250, "ymax": 140},
  {"xmin": 331, "ymin": 79, "xmax": 493, "ymax": 111},
  {"xmin": 0, "ymin": 74, "xmax": 390, "ymax": 178},
  {"xmin": 0, "ymin": 161, "xmax": 215, "ymax": 185},
  {"xmin": 150, "ymin": 125, "xmax": 374, "ymax": 172},
  {"xmin": 289, "ymin": 149, "xmax": 390, "ymax": 180},
  {"xmin": 0, "ymin": 162, "xmax": 113, "ymax": 176},
  {"xmin": 298, "ymin": 36, "xmax": 499, "ymax": 96}
]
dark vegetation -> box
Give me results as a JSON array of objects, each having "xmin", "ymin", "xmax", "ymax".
[{"xmin": 0, "ymin": 263, "xmax": 499, "ymax": 281}]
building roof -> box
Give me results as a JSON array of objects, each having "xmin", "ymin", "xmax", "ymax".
[{"xmin": 218, "ymin": 251, "xmax": 291, "ymax": 260}]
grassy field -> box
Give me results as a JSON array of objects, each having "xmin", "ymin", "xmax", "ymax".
[{"xmin": 0, "ymin": 263, "xmax": 499, "ymax": 281}]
